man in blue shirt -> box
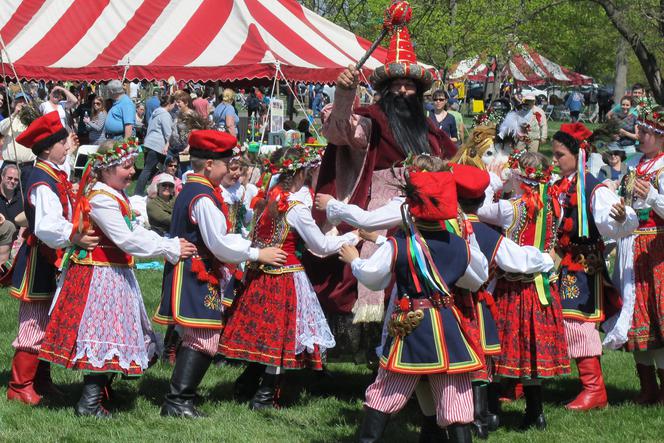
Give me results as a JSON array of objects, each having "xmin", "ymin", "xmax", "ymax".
[
  {"xmin": 565, "ymin": 89, "xmax": 584, "ymax": 122},
  {"xmin": 145, "ymin": 90, "xmax": 160, "ymax": 126},
  {"xmin": 104, "ymin": 79, "xmax": 135, "ymax": 140}
]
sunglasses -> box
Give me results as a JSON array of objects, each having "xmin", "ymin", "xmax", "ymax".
[
  {"xmin": 433, "ymin": 98, "xmax": 447, "ymax": 102},
  {"xmin": 4, "ymin": 177, "xmax": 19, "ymax": 182},
  {"xmin": 94, "ymin": 102, "xmax": 102, "ymax": 105}
]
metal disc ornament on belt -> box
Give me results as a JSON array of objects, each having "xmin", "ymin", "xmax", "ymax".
[{"xmin": 388, "ymin": 308, "xmax": 425, "ymax": 337}]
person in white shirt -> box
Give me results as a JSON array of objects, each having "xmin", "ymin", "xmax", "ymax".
[
  {"xmin": 38, "ymin": 139, "xmax": 196, "ymax": 418},
  {"xmin": 38, "ymin": 85, "xmax": 78, "ymax": 132},
  {"xmin": 156, "ymin": 130, "xmax": 287, "ymax": 418},
  {"xmin": 7, "ymin": 112, "xmax": 97, "ymax": 406}
]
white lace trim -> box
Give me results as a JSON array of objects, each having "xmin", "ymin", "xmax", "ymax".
[
  {"xmin": 73, "ymin": 266, "xmax": 160, "ymax": 371},
  {"xmin": 293, "ymin": 271, "xmax": 335, "ymax": 354}
]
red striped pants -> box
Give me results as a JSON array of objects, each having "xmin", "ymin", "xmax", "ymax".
[
  {"xmin": 181, "ymin": 327, "xmax": 220, "ymax": 357},
  {"xmin": 12, "ymin": 301, "xmax": 50, "ymax": 353},
  {"xmin": 365, "ymin": 368, "xmax": 473, "ymax": 427},
  {"xmin": 563, "ymin": 318, "xmax": 602, "ymax": 359}
]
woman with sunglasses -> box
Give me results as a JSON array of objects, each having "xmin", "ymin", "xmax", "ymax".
[
  {"xmin": 83, "ymin": 97, "xmax": 107, "ymax": 145},
  {"xmin": 428, "ymin": 90, "xmax": 458, "ymax": 144}
]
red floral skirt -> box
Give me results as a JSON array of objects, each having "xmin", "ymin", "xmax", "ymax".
[
  {"xmin": 38, "ymin": 264, "xmax": 146, "ymax": 376},
  {"xmin": 492, "ymin": 279, "xmax": 570, "ymax": 379},
  {"xmin": 626, "ymin": 232, "xmax": 664, "ymax": 351},
  {"xmin": 219, "ymin": 270, "xmax": 323, "ymax": 370}
]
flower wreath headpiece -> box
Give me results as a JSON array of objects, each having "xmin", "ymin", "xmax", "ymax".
[
  {"xmin": 636, "ymin": 98, "xmax": 664, "ymax": 135},
  {"xmin": 264, "ymin": 144, "xmax": 322, "ymax": 175},
  {"xmin": 231, "ymin": 143, "xmax": 248, "ymax": 159},
  {"xmin": 508, "ymin": 149, "xmax": 553, "ymax": 185},
  {"xmin": 93, "ymin": 137, "xmax": 141, "ymax": 170}
]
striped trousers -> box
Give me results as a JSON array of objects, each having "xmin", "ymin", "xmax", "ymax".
[
  {"xmin": 12, "ymin": 301, "xmax": 50, "ymax": 353},
  {"xmin": 181, "ymin": 327, "xmax": 220, "ymax": 357},
  {"xmin": 563, "ymin": 318, "xmax": 602, "ymax": 359},
  {"xmin": 365, "ymin": 368, "xmax": 473, "ymax": 427}
]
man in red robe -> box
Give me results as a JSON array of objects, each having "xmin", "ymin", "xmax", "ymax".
[{"xmin": 306, "ymin": 8, "xmax": 457, "ymax": 361}]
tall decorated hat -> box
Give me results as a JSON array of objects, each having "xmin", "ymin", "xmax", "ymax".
[{"xmin": 369, "ymin": 1, "xmax": 433, "ymax": 90}]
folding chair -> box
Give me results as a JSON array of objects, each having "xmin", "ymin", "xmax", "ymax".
[{"xmin": 74, "ymin": 145, "xmax": 100, "ymax": 178}]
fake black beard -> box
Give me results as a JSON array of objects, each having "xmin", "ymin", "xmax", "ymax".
[{"xmin": 378, "ymin": 90, "xmax": 430, "ymax": 155}]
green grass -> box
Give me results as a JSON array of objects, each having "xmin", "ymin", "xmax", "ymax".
[{"xmin": 1, "ymin": 269, "xmax": 663, "ymax": 442}]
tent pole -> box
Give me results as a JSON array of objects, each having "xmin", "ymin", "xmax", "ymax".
[
  {"xmin": 0, "ymin": 34, "xmax": 29, "ymax": 200},
  {"xmin": 275, "ymin": 64, "xmax": 322, "ymax": 141},
  {"xmin": 260, "ymin": 62, "xmax": 281, "ymax": 145}
]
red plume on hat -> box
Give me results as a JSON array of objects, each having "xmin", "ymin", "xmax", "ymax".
[
  {"xmin": 559, "ymin": 122, "xmax": 592, "ymax": 142},
  {"xmin": 369, "ymin": 1, "xmax": 433, "ymax": 90},
  {"xmin": 405, "ymin": 171, "xmax": 457, "ymax": 221}
]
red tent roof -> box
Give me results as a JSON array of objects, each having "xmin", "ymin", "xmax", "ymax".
[
  {"xmin": 0, "ymin": 0, "xmax": 436, "ymax": 83},
  {"xmin": 448, "ymin": 44, "xmax": 592, "ymax": 85}
]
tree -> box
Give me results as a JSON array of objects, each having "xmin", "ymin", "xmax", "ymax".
[{"xmin": 588, "ymin": 0, "xmax": 664, "ymax": 103}]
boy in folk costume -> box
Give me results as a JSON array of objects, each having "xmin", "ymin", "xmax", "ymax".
[
  {"xmin": 450, "ymin": 163, "xmax": 556, "ymax": 437},
  {"xmin": 7, "ymin": 112, "xmax": 98, "ymax": 405},
  {"xmin": 604, "ymin": 102, "xmax": 664, "ymax": 404},
  {"xmin": 220, "ymin": 146, "xmax": 358, "ymax": 410},
  {"xmin": 550, "ymin": 123, "xmax": 637, "ymax": 411},
  {"xmin": 477, "ymin": 151, "xmax": 570, "ymax": 430},
  {"xmin": 339, "ymin": 169, "xmax": 488, "ymax": 443},
  {"xmin": 154, "ymin": 130, "xmax": 287, "ymax": 418},
  {"xmin": 38, "ymin": 139, "xmax": 196, "ymax": 417}
]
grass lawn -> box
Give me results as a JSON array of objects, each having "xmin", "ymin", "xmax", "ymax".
[{"xmin": 1, "ymin": 268, "xmax": 663, "ymax": 442}]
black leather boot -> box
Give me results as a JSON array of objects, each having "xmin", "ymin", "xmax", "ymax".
[
  {"xmin": 358, "ymin": 407, "xmax": 390, "ymax": 443},
  {"xmin": 522, "ymin": 384, "xmax": 546, "ymax": 430},
  {"xmin": 161, "ymin": 347, "xmax": 212, "ymax": 418},
  {"xmin": 75, "ymin": 374, "xmax": 111, "ymax": 418},
  {"xmin": 234, "ymin": 363, "xmax": 265, "ymax": 402},
  {"xmin": 485, "ymin": 382, "xmax": 500, "ymax": 431},
  {"xmin": 249, "ymin": 372, "xmax": 278, "ymax": 410},
  {"xmin": 419, "ymin": 414, "xmax": 447, "ymax": 443},
  {"xmin": 447, "ymin": 423, "xmax": 472, "ymax": 443},
  {"xmin": 471, "ymin": 383, "xmax": 488, "ymax": 439}
]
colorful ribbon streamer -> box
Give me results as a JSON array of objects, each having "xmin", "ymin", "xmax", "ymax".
[
  {"xmin": 576, "ymin": 149, "xmax": 589, "ymax": 237},
  {"xmin": 532, "ymin": 183, "xmax": 552, "ymax": 306}
]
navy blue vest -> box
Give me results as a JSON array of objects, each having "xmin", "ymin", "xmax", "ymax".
[
  {"xmin": 557, "ymin": 172, "xmax": 615, "ymax": 322},
  {"xmin": 380, "ymin": 228, "xmax": 483, "ymax": 375},
  {"xmin": 10, "ymin": 161, "xmax": 68, "ymax": 301},
  {"xmin": 155, "ymin": 177, "xmax": 227, "ymax": 329}
]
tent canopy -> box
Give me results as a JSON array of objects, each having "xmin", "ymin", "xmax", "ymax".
[
  {"xmin": 0, "ymin": 0, "xmax": 436, "ymax": 83},
  {"xmin": 448, "ymin": 44, "xmax": 592, "ymax": 86}
]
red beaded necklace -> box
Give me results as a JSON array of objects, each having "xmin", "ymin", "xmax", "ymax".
[{"xmin": 636, "ymin": 152, "xmax": 664, "ymax": 177}]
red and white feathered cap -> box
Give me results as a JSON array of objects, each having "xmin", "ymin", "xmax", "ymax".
[
  {"xmin": 405, "ymin": 171, "xmax": 457, "ymax": 221},
  {"xmin": 188, "ymin": 130, "xmax": 237, "ymax": 159},
  {"xmin": 16, "ymin": 111, "xmax": 68, "ymax": 155}
]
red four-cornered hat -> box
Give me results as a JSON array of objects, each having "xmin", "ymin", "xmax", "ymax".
[
  {"xmin": 188, "ymin": 130, "xmax": 237, "ymax": 159},
  {"xmin": 16, "ymin": 111, "xmax": 68, "ymax": 154},
  {"xmin": 450, "ymin": 163, "xmax": 490, "ymax": 199}
]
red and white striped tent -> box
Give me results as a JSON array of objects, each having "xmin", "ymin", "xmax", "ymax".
[
  {"xmin": 448, "ymin": 44, "xmax": 592, "ymax": 85},
  {"xmin": 0, "ymin": 0, "xmax": 434, "ymax": 83}
]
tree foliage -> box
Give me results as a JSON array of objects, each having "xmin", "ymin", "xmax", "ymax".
[{"xmin": 299, "ymin": 0, "xmax": 664, "ymax": 100}]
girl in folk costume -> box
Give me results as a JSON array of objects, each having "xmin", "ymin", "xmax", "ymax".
[
  {"xmin": 220, "ymin": 146, "xmax": 358, "ymax": 410},
  {"xmin": 7, "ymin": 112, "xmax": 98, "ymax": 406},
  {"xmin": 550, "ymin": 123, "xmax": 637, "ymax": 411},
  {"xmin": 450, "ymin": 163, "xmax": 556, "ymax": 438},
  {"xmin": 154, "ymin": 130, "xmax": 287, "ymax": 418},
  {"xmin": 220, "ymin": 145, "xmax": 253, "ymax": 237},
  {"xmin": 604, "ymin": 103, "xmax": 664, "ymax": 404},
  {"xmin": 38, "ymin": 139, "xmax": 196, "ymax": 417},
  {"xmin": 339, "ymin": 170, "xmax": 489, "ymax": 443},
  {"xmin": 477, "ymin": 151, "xmax": 570, "ymax": 430}
]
